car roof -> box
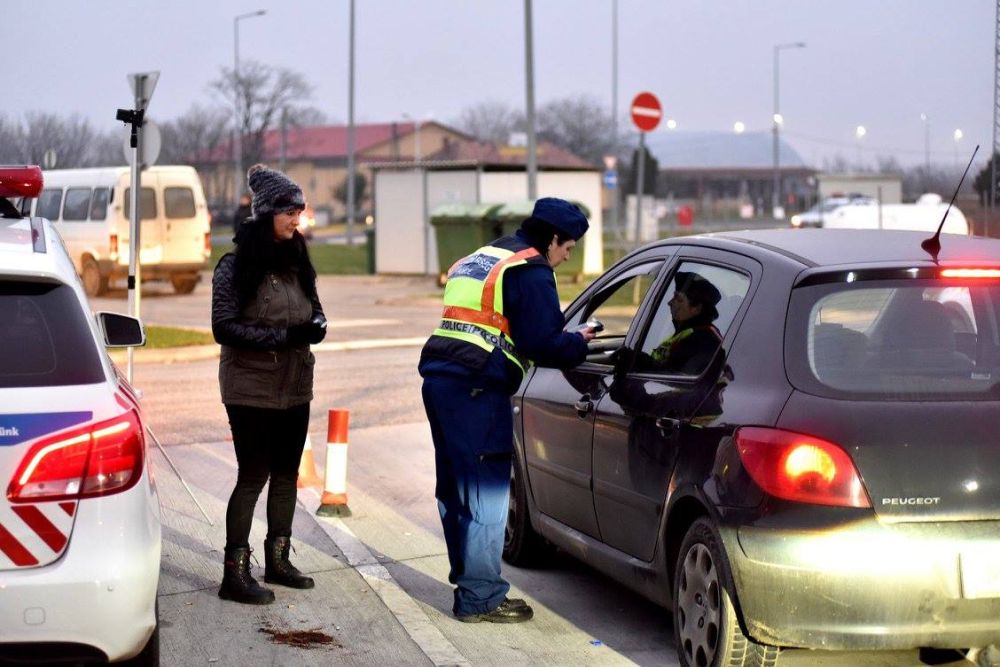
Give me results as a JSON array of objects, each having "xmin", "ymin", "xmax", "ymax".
[
  {"xmin": 0, "ymin": 217, "xmax": 65, "ymax": 281},
  {"xmin": 665, "ymin": 228, "xmax": 1000, "ymax": 269}
]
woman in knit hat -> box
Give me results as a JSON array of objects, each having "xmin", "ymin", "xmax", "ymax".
[{"xmin": 211, "ymin": 164, "xmax": 327, "ymax": 605}]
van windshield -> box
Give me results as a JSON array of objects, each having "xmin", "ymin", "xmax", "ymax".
[{"xmin": 785, "ymin": 278, "xmax": 1000, "ymax": 400}]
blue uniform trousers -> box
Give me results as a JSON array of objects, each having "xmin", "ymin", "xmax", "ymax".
[{"xmin": 421, "ymin": 374, "xmax": 513, "ymax": 616}]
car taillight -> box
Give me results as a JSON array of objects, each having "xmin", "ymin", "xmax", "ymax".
[
  {"xmin": 940, "ymin": 268, "xmax": 1000, "ymax": 279},
  {"xmin": 110, "ymin": 233, "xmax": 119, "ymax": 261},
  {"xmin": 7, "ymin": 411, "xmax": 144, "ymax": 502},
  {"xmin": 734, "ymin": 427, "xmax": 871, "ymax": 508}
]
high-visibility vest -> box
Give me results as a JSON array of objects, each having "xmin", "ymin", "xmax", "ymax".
[
  {"xmin": 431, "ymin": 237, "xmax": 547, "ymax": 376},
  {"xmin": 651, "ymin": 324, "xmax": 722, "ymax": 364}
]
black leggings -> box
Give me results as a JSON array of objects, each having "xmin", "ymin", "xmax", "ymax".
[{"xmin": 224, "ymin": 402, "xmax": 310, "ymax": 548}]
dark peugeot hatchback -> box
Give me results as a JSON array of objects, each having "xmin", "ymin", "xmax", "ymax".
[{"xmin": 504, "ymin": 229, "xmax": 1000, "ymax": 667}]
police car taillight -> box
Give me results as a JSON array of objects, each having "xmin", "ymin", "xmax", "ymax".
[
  {"xmin": 7, "ymin": 410, "xmax": 144, "ymax": 502},
  {"xmin": 0, "ymin": 165, "xmax": 43, "ymax": 198}
]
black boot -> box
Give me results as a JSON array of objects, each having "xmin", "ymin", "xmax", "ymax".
[
  {"xmin": 218, "ymin": 545, "xmax": 275, "ymax": 605},
  {"xmin": 264, "ymin": 536, "xmax": 315, "ymax": 589}
]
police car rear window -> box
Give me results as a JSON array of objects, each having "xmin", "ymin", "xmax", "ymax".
[
  {"xmin": 0, "ymin": 281, "xmax": 104, "ymax": 387},
  {"xmin": 786, "ymin": 279, "xmax": 1000, "ymax": 400}
]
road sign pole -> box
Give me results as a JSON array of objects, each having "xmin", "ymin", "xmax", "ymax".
[
  {"xmin": 635, "ymin": 132, "xmax": 645, "ymax": 248},
  {"xmin": 126, "ymin": 77, "xmax": 145, "ymax": 384}
]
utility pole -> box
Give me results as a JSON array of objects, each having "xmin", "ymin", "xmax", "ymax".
[
  {"xmin": 611, "ymin": 0, "xmax": 621, "ymax": 242},
  {"xmin": 524, "ymin": 0, "xmax": 537, "ymax": 199},
  {"xmin": 346, "ymin": 0, "xmax": 356, "ymax": 246},
  {"xmin": 991, "ymin": 0, "xmax": 999, "ymax": 236}
]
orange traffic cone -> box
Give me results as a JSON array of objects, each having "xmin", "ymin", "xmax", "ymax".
[
  {"xmin": 296, "ymin": 434, "xmax": 323, "ymax": 488},
  {"xmin": 317, "ymin": 409, "xmax": 352, "ymax": 517}
]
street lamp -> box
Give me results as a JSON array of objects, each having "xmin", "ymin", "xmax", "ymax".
[
  {"xmin": 666, "ymin": 119, "xmax": 677, "ymax": 130},
  {"xmin": 233, "ymin": 9, "xmax": 266, "ymax": 208},
  {"xmin": 772, "ymin": 41, "xmax": 806, "ymax": 219},
  {"xmin": 920, "ymin": 113, "xmax": 930, "ymax": 172},
  {"xmin": 855, "ymin": 125, "xmax": 866, "ymax": 168},
  {"xmin": 733, "ymin": 121, "xmax": 746, "ymax": 134},
  {"xmin": 953, "ymin": 128, "xmax": 963, "ymax": 167}
]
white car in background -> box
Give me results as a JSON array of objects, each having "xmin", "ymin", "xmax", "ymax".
[
  {"xmin": 0, "ymin": 166, "xmax": 160, "ymax": 665},
  {"xmin": 790, "ymin": 194, "xmax": 877, "ymax": 228}
]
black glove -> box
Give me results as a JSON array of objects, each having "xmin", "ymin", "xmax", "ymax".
[{"xmin": 286, "ymin": 316, "xmax": 327, "ymax": 346}]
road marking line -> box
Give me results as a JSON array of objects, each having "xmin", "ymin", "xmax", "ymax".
[{"xmin": 299, "ymin": 486, "xmax": 470, "ymax": 667}]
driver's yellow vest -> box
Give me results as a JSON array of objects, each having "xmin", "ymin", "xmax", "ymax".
[{"xmin": 431, "ymin": 241, "xmax": 544, "ymax": 376}]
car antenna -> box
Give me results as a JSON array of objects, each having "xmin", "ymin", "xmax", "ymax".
[{"xmin": 921, "ymin": 144, "xmax": 979, "ymax": 262}]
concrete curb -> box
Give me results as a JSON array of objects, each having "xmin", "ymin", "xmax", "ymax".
[{"xmin": 109, "ymin": 337, "xmax": 427, "ymax": 365}]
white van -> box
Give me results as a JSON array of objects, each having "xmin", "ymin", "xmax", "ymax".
[
  {"xmin": 820, "ymin": 193, "xmax": 969, "ymax": 236},
  {"xmin": 32, "ymin": 166, "xmax": 211, "ymax": 296}
]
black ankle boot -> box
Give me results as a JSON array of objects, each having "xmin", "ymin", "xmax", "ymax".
[
  {"xmin": 264, "ymin": 536, "xmax": 315, "ymax": 589},
  {"xmin": 218, "ymin": 545, "xmax": 275, "ymax": 605}
]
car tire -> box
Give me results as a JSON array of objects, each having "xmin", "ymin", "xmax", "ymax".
[
  {"xmin": 122, "ymin": 601, "xmax": 159, "ymax": 666},
  {"xmin": 170, "ymin": 273, "xmax": 199, "ymax": 295},
  {"xmin": 502, "ymin": 449, "xmax": 552, "ymax": 567},
  {"xmin": 673, "ymin": 518, "xmax": 779, "ymax": 667},
  {"xmin": 81, "ymin": 256, "xmax": 108, "ymax": 297}
]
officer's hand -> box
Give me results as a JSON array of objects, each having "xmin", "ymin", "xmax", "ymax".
[
  {"xmin": 578, "ymin": 326, "xmax": 598, "ymax": 342},
  {"xmin": 307, "ymin": 315, "xmax": 328, "ymax": 344}
]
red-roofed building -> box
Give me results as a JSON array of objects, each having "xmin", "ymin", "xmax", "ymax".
[{"xmin": 197, "ymin": 121, "xmax": 472, "ymax": 220}]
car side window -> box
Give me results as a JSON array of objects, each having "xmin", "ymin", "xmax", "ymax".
[
  {"xmin": 90, "ymin": 187, "xmax": 110, "ymax": 220},
  {"xmin": 572, "ymin": 261, "xmax": 663, "ymax": 365},
  {"xmin": 636, "ymin": 262, "xmax": 750, "ymax": 376},
  {"xmin": 62, "ymin": 188, "xmax": 92, "ymax": 221},
  {"xmin": 36, "ymin": 188, "xmax": 63, "ymax": 221}
]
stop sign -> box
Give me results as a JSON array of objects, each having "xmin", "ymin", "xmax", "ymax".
[{"xmin": 631, "ymin": 92, "xmax": 662, "ymax": 132}]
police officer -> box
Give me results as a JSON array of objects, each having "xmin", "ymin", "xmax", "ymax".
[{"xmin": 419, "ymin": 198, "xmax": 596, "ymax": 623}]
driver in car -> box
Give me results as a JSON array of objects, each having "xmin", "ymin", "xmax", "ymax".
[{"xmin": 651, "ymin": 272, "xmax": 724, "ymax": 375}]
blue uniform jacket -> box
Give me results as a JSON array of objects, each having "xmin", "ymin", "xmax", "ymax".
[{"xmin": 419, "ymin": 231, "xmax": 588, "ymax": 394}]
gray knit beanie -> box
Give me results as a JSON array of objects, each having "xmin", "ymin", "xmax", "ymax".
[{"xmin": 247, "ymin": 163, "xmax": 305, "ymax": 217}]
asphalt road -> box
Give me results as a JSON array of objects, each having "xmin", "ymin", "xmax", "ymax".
[{"xmin": 96, "ymin": 274, "xmax": 959, "ymax": 667}]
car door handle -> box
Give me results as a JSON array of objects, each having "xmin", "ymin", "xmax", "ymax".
[
  {"xmin": 656, "ymin": 417, "xmax": 680, "ymax": 437},
  {"xmin": 574, "ymin": 394, "xmax": 593, "ymax": 418}
]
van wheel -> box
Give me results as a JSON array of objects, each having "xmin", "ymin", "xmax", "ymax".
[
  {"xmin": 81, "ymin": 257, "xmax": 108, "ymax": 297},
  {"xmin": 503, "ymin": 448, "xmax": 553, "ymax": 567},
  {"xmin": 673, "ymin": 518, "xmax": 779, "ymax": 667},
  {"xmin": 170, "ymin": 274, "xmax": 199, "ymax": 295}
]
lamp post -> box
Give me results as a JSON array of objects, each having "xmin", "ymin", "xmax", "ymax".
[
  {"xmin": 772, "ymin": 41, "xmax": 806, "ymax": 219},
  {"xmin": 233, "ymin": 9, "xmax": 266, "ymax": 208},
  {"xmin": 733, "ymin": 121, "xmax": 746, "ymax": 134},
  {"xmin": 855, "ymin": 125, "xmax": 867, "ymax": 168},
  {"xmin": 953, "ymin": 128, "xmax": 963, "ymax": 167}
]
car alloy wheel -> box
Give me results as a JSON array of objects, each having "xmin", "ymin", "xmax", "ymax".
[
  {"xmin": 674, "ymin": 518, "xmax": 778, "ymax": 667},
  {"xmin": 502, "ymin": 449, "xmax": 551, "ymax": 566}
]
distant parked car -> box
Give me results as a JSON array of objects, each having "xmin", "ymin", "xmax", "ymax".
[
  {"xmin": 505, "ymin": 227, "xmax": 1000, "ymax": 667},
  {"xmin": 0, "ymin": 166, "xmax": 161, "ymax": 666},
  {"xmin": 790, "ymin": 194, "xmax": 876, "ymax": 228}
]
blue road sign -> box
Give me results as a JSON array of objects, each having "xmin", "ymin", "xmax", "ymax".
[{"xmin": 603, "ymin": 170, "xmax": 618, "ymax": 189}]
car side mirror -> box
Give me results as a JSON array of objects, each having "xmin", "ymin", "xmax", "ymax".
[{"xmin": 97, "ymin": 312, "xmax": 146, "ymax": 347}]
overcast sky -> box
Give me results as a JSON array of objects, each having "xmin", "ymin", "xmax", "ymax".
[{"xmin": 3, "ymin": 0, "xmax": 993, "ymax": 168}]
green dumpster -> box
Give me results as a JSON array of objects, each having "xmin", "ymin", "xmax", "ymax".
[
  {"xmin": 489, "ymin": 199, "xmax": 591, "ymax": 280},
  {"xmin": 429, "ymin": 202, "xmax": 503, "ymax": 281}
]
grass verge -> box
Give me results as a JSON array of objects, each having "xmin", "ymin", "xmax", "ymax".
[
  {"xmin": 210, "ymin": 242, "xmax": 369, "ymax": 275},
  {"xmin": 145, "ymin": 325, "xmax": 215, "ymax": 349}
]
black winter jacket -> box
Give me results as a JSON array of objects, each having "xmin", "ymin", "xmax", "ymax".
[{"xmin": 212, "ymin": 253, "xmax": 325, "ymax": 409}]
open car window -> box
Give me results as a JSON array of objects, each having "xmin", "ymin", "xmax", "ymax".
[{"xmin": 568, "ymin": 261, "xmax": 663, "ymax": 366}]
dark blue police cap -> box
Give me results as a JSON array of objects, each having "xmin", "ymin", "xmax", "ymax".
[{"xmin": 531, "ymin": 197, "xmax": 589, "ymax": 241}]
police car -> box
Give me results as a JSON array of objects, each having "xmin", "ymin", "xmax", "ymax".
[{"xmin": 0, "ymin": 166, "xmax": 161, "ymax": 665}]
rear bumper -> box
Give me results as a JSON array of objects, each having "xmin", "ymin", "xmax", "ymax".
[
  {"xmin": 725, "ymin": 518, "xmax": 1000, "ymax": 650},
  {"xmin": 0, "ymin": 474, "xmax": 161, "ymax": 661},
  {"xmin": 109, "ymin": 261, "xmax": 205, "ymax": 281}
]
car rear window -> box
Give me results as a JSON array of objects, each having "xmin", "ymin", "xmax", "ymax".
[
  {"xmin": 164, "ymin": 187, "xmax": 196, "ymax": 218},
  {"xmin": 123, "ymin": 187, "xmax": 157, "ymax": 220},
  {"xmin": 786, "ymin": 279, "xmax": 1000, "ymax": 400},
  {"xmin": 0, "ymin": 281, "xmax": 105, "ymax": 388}
]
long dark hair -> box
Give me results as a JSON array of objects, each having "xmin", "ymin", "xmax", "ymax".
[{"xmin": 232, "ymin": 213, "xmax": 318, "ymax": 308}]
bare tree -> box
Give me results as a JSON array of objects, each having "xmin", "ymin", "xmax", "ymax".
[
  {"xmin": 159, "ymin": 105, "xmax": 231, "ymax": 165},
  {"xmin": 211, "ymin": 59, "xmax": 315, "ymax": 167},
  {"xmin": 537, "ymin": 94, "xmax": 622, "ymax": 166},
  {"xmin": 452, "ymin": 100, "xmax": 524, "ymax": 144},
  {"xmin": 0, "ymin": 113, "xmax": 108, "ymax": 168},
  {"xmin": 0, "ymin": 115, "xmax": 19, "ymax": 164}
]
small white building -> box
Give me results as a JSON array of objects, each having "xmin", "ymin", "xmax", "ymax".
[{"xmin": 371, "ymin": 139, "xmax": 602, "ymax": 276}]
